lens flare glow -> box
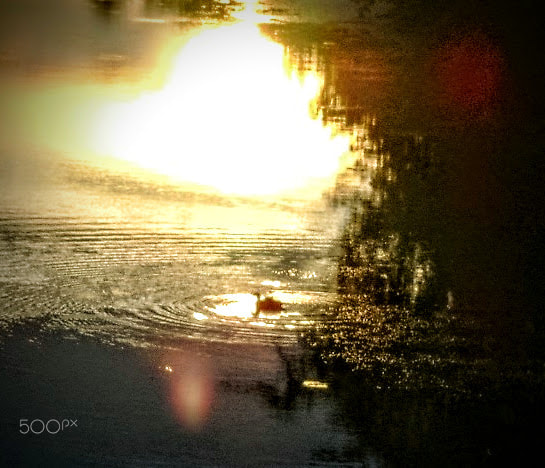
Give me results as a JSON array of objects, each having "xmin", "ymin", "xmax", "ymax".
[
  {"xmin": 167, "ymin": 354, "xmax": 214, "ymax": 431},
  {"xmin": 92, "ymin": 22, "xmax": 349, "ymax": 196}
]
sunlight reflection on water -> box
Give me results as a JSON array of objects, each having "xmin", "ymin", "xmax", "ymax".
[
  {"xmin": 92, "ymin": 21, "xmax": 350, "ymax": 196},
  {"xmin": 1, "ymin": 4, "xmax": 351, "ymax": 199}
]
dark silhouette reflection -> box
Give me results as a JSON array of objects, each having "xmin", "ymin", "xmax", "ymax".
[
  {"xmin": 255, "ymin": 344, "xmax": 303, "ymax": 410},
  {"xmin": 254, "ymin": 343, "xmax": 333, "ymax": 413},
  {"xmin": 270, "ymin": 11, "xmax": 545, "ymax": 380},
  {"xmin": 90, "ymin": 0, "xmax": 120, "ymax": 17},
  {"xmin": 308, "ymin": 119, "xmax": 543, "ymax": 390},
  {"xmin": 88, "ymin": 0, "xmax": 243, "ymax": 24},
  {"xmin": 130, "ymin": 0, "xmax": 241, "ymax": 22},
  {"xmin": 304, "ymin": 117, "xmax": 545, "ymax": 463},
  {"xmin": 334, "ymin": 133, "xmax": 448, "ymax": 314},
  {"xmin": 261, "ymin": 22, "xmax": 392, "ymax": 124},
  {"xmin": 269, "ymin": 14, "xmax": 545, "ymax": 464},
  {"xmin": 332, "ymin": 375, "xmax": 545, "ymax": 467}
]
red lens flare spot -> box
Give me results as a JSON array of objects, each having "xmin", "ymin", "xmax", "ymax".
[{"xmin": 435, "ymin": 32, "xmax": 504, "ymax": 117}]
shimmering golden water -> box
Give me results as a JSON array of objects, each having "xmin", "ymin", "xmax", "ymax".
[{"xmin": 0, "ymin": 1, "xmax": 357, "ymax": 349}]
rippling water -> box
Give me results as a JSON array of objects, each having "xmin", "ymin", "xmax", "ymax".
[
  {"xmin": 3, "ymin": 0, "xmax": 544, "ymax": 465},
  {"xmin": 0, "ymin": 0, "xmax": 355, "ymax": 357},
  {"xmin": 0, "ymin": 160, "xmax": 345, "ymax": 349},
  {"xmin": 1, "ymin": 2, "xmax": 366, "ymax": 462},
  {"xmin": 0, "ymin": 127, "xmax": 368, "ymax": 465}
]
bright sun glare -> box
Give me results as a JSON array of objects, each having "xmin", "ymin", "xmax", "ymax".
[{"xmin": 92, "ymin": 19, "xmax": 350, "ymax": 196}]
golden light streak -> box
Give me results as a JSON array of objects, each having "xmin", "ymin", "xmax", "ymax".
[{"xmin": 302, "ymin": 380, "xmax": 329, "ymax": 389}]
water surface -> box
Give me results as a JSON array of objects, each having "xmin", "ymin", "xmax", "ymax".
[{"xmin": 1, "ymin": 0, "xmax": 544, "ymax": 466}]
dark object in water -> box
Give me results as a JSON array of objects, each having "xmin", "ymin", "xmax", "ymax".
[{"xmin": 254, "ymin": 293, "xmax": 283, "ymax": 316}]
